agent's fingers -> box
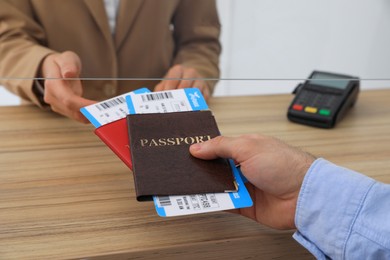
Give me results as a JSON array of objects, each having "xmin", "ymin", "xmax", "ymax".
[
  {"xmin": 177, "ymin": 67, "xmax": 199, "ymax": 89},
  {"xmin": 193, "ymin": 80, "xmax": 210, "ymax": 100},
  {"xmin": 48, "ymin": 93, "xmax": 96, "ymax": 123},
  {"xmin": 154, "ymin": 64, "xmax": 184, "ymax": 91},
  {"xmin": 67, "ymin": 96, "xmax": 96, "ymax": 123}
]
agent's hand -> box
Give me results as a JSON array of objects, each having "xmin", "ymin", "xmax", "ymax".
[
  {"xmin": 41, "ymin": 51, "xmax": 96, "ymax": 123},
  {"xmin": 154, "ymin": 64, "xmax": 211, "ymax": 100},
  {"xmin": 190, "ymin": 135, "xmax": 316, "ymax": 230}
]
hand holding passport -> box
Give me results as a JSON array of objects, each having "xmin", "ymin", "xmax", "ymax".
[
  {"xmin": 128, "ymin": 110, "xmax": 237, "ymax": 201},
  {"xmin": 81, "ymin": 88, "xmax": 252, "ymax": 217}
]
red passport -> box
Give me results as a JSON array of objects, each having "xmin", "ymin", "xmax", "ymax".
[{"xmin": 94, "ymin": 118, "xmax": 133, "ymax": 170}]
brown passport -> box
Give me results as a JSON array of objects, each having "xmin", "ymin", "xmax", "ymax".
[{"xmin": 127, "ymin": 110, "xmax": 237, "ymax": 201}]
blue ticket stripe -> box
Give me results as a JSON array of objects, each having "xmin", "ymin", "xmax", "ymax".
[
  {"xmin": 184, "ymin": 88, "xmax": 208, "ymax": 110},
  {"xmin": 133, "ymin": 87, "xmax": 151, "ymax": 94},
  {"xmin": 126, "ymin": 95, "xmax": 136, "ymax": 115},
  {"xmin": 80, "ymin": 107, "xmax": 102, "ymax": 128},
  {"xmin": 153, "ymin": 197, "xmax": 167, "ymax": 217},
  {"xmin": 126, "ymin": 88, "xmax": 150, "ymax": 114},
  {"xmin": 228, "ymin": 160, "xmax": 253, "ymax": 208}
]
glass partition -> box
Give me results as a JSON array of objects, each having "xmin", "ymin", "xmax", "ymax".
[
  {"xmin": 1, "ymin": 0, "xmax": 390, "ymax": 105},
  {"xmin": 216, "ymin": 0, "xmax": 390, "ymax": 94}
]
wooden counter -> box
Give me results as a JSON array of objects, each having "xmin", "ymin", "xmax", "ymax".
[{"xmin": 1, "ymin": 89, "xmax": 389, "ymax": 259}]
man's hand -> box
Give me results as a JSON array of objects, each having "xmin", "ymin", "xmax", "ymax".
[
  {"xmin": 41, "ymin": 51, "xmax": 96, "ymax": 123},
  {"xmin": 154, "ymin": 64, "xmax": 211, "ymax": 100},
  {"xmin": 190, "ymin": 135, "xmax": 316, "ymax": 230}
]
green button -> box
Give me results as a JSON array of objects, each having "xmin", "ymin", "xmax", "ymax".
[{"xmin": 319, "ymin": 109, "xmax": 331, "ymax": 116}]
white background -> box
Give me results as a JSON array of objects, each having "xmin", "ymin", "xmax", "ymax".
[
  {"xmin": 1, "ymin": 0, "xmax": 390, "ymax": 105},
  {"xmin": 214, "ymin": 0, "xmax": 390, "ymax": 96}
]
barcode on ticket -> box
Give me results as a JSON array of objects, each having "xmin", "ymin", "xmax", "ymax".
[
  {"xmin": 95, "ymin": 96, "xmax": 126, "ymax": 111},
  {"xmin": 141, "ymin": 92, "xmax": 174, "ymax": 102},
  {"xmin": 80, "ymin": 88, "xmax": 151, "ymax": 128},
  {"xmin": 150, "ymin": 142, "xmax": 253, "ymax": 217},
  {"xmin": 157, "ymin": 196, "xmax": 172, "ymax": 207}
]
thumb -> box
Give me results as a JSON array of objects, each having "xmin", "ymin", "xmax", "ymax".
[
  {"xmin": 74, "ymin": 98, "xmax": 97, "ymax": 124},
  {"xmin": 67, "ymin": 95, "xmax": 96, "ymax": 112},
  {"xmin": 71, "ymin": 97, "xmax": 97, "ymax": 124},
  {"xmin": 190, "ymin": 136, "xmax": 237, "ymax": 160},
  {"xmin": 55, "ymin": 51, "xmax": 82, "ymax": 78}
]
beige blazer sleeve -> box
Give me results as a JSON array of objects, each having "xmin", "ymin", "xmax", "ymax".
[
  {"xmin": 171, "ymin": 0, "xmax": 221, "ymax": 83},
  {"xmin": 0, "ymin": 0, "xmax": 55, "ymax": 105},
  {"xmin": 0, "ymin": 0, "xmax": 221, "ymax": 105}
]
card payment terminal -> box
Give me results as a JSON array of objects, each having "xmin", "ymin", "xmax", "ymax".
[{"xmin": 287, "ymin": 71, "xmax": 360, "ymax": 128}]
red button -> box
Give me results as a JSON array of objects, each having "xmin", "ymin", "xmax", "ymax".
[{"xmin": 292, "ymin": 104, "xmax": 303, "ymax": 111}]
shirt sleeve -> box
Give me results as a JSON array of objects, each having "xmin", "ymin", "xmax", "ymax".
[{"xmin": 293, "ymin": 158, "xmax": 390, "ymax": 259}]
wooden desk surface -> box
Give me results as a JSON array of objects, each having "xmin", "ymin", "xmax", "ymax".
[{"xmin": 0, "ymin": 89, "xmax": 389, "ymax": 259}]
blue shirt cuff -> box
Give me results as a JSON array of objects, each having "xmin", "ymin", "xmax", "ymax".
[{"xmin": 293, "ymin": 158, "xmax": 375, "ymax": 259}]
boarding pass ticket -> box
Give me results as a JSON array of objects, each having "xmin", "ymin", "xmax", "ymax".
[
  {"xmin": 152, "ymin": 160, "xmax": 252, "ymax": 217},
  {"xmin": 80, "ymin": 88, "xmax": 151, "ymax": 128},
  {"xmin": 81, "ymin": 88, "xmax": 252, "ymax": 217},
  {"xmin": 126, "ymin": 89, "xmax": 253, "ymax": 217},
  {"xmin": 125, "ymin": 87, "xmax": 209, "ymax": 114}
]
